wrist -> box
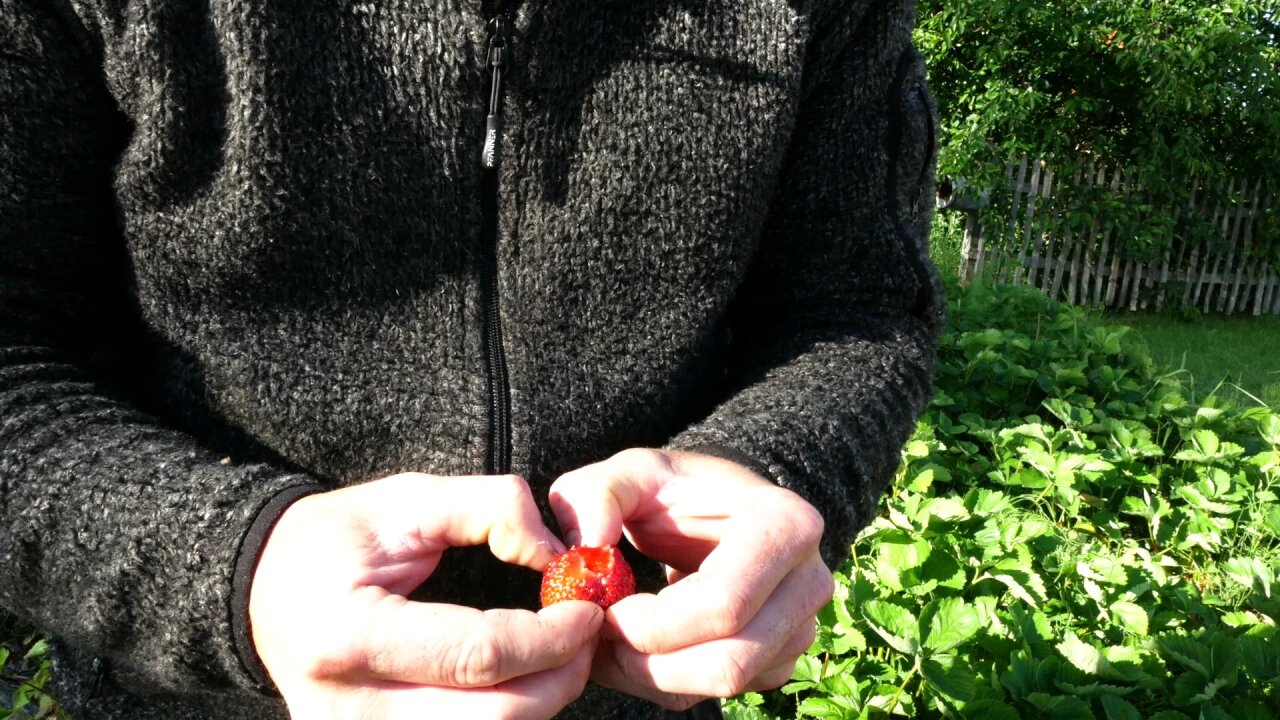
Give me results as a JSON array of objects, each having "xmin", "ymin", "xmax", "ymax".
[{"xmin": 232, "ymin": 482, "xmax": 323, "ymax": 693}]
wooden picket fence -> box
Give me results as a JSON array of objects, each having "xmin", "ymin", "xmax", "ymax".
[{"xmin": 953, "ymin": 156, "xmax": 1280, "ymax": 315}]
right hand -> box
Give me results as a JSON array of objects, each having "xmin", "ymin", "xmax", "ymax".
[{"xmin": 249, "ymin": 473, "xmax": 602, "ymax": 720}]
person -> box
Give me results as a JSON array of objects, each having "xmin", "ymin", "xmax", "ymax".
[{"xmin": 0, "ymin": 0, "xmax": 943, "ymax": 717}]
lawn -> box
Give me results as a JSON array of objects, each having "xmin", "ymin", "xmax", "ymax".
[{"xmin": 1116, "ymin": 313, "xmax": 1280, "ymax": 410}]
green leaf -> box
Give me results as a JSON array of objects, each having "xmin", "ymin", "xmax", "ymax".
[
  {"xmin": 984, "ymin": 567, "xmax": 1047, "ymax": 608},
  {"xmin": 1109, "ymin": 601, "xmax": 1149, "ymax": 636},
  {"xmin": 1160, "ymin": 634, "xmax": 1210, "ymax": 677},
  {"xmin": 1175, "ymin": 484, "xmax": 1236, "ymax": 514},
  {"xmin": 1260, "ymin": 414, "xmax": 1280, "ymax": 447},
  {"xmin": 1172, "ymin": 670, "xmax": 1232, "ymax": 705},
  {"xmin": 962, "ymin": 700, "xmax": 1020, "ymax": 720},
  {"xmin": 1226, "ymin": 698, "xmax": 1278, "ymax": 720},
  {"xmin": 920, "ymin": 654, "xmax": 976, "ymax": 701},
  {"xmin": 1100, "ymin": 695, "xmax": 1141, "ymax": 720},
  {"xmin": 1240, "ymin": 634, "xmax": 1280, "ymax": 681},
  {"xmin": 923, "ymin": 597, "xmax": 981, "ymax": 653},
  {"xmin": 1207, "ymin": 632, "xmax": 1241, "ymax": 685},
  {"xmin": 969, "ymin": 488, "xmax": 1010, "ymax": 515},
  {"xmin": 24, "ymin": 638, "xmax": 48, "ymax": 660},
  {"xmin": 1031, "ymin": 694, "xmax": 1095, "ymax": 720},
  {"xmin": 920, "ymin": 496, "xmax": 969, "ymax": 522},
  {"xmin": 1223, "ymin": 557, "xmax": 1274, "ymax": 597},
  {"xmin": 1195, "ymin": 429, "xmax": 1220, "ymax": 456},
  {"xmin": 723, "ymin": 705, "xmax": 770, "ymax": 720},
  {"xmin": 905, "ymin": 440, "xmax": 931, "ymax": 458},
  {"xmin": 1200, "ymin": 705, "xmax": 1234, "ymax": 720},
  {"xmin": 861, "ymin": 600, "xmax": 920, "ymax": 655},
  {"xmin": 10, "ymin": 693, "xmax": 30, "ymax": 714},
  {"xmin": 919, "ymin": 548, "xmax": 966, "ymax": 590},
  {"xmin": 792, "ymin": 654, "xmax": 822, "ymax": 684},
  {"xmin": 796, "ymin": 697, "xmax": 851, "ymax": 720},
  {"xmin": 1057, "ymin": 634, "xmax": 1104, "ymax": 675},
  {"xmin": 875, "ymin": 535, "xmax": 931, "ymax": 592},
  {"xmin": 1078, "ymin": 557, "xmax": 1128, "ymax": 586},
  {"xmin": 830, "ymin": 626, "xmax": 866, "ymax": 655}
]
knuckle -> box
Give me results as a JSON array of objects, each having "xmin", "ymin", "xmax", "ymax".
[
  {"xmin": 757, "ymin": 662, "xmax": 797, "ymax": 691},
  {"xmin": 658, "ymin": 694, "xmax": 704, "ymax": 712},
  {"xmin": 816, "ymin": 568, "xmax": 836, "ymax": 605},
  {"xmin": 711, "ymin": 652, "xmax": 756, "ymax": 698},
  {"xmin": 548, "ymin": 470, "xmax": 586, "ymax": 498},
  {"xmin": 707, "ymin": 585, "xmax": 755, "ymax": 637},
  {"xmin": 613, "ymin": 645, "xmax": 649, "ymax": 687},
  {"xmin": 493, "ymin": 473, "xmax": 530, "ymax": 501},
  {"xmin": 299, "ymin": 632, "xmax": 362, "ymax": 681},
  {"xmin": 613, "ymin": 447, "xmax": 665, "ymax": 470},
  {"xmin": 797, "ymin": 621, "xmax": 818, "ymax": 652},
  {"xmin": 453, "ymin": 622, "xmax": 506, "ymax": 687},
  {"xmin": 782, "ymin": 623, "xmax": 817, "ymax": 660},
  {"xmin": 790, "ymin": 501, "xmax": 826, "ymax": 547}
]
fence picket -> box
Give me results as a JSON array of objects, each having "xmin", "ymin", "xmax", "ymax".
[
  {"xmin": 950, "ymin": 159, "xmax": 1275, "ymax": 315},
  {"xmin": 1003, "ymin": 155, "xmax": 1034, "ymax": 285}
]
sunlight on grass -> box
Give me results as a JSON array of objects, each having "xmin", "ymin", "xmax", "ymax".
[{"xmin": 1117, "ymin": 313, "xmax": 1280, "ymax": 410}]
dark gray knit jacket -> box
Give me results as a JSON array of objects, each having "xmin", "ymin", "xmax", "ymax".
[{"xmin": 1, "ymin": 0, "xmax": 942, "ymax": 717}]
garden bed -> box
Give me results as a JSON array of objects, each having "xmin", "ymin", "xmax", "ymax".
[{"xmin": 729, "ymin": 283, "xmax": 1280, "ymax": 719}]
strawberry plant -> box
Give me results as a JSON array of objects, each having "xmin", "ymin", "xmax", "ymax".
[
  {"xmin": 727, "ymin": 283, "xmax": 1280, "ymax": 720},
  {"xmin": 0, "ymin": 617, "xmax": 63, "ymax": 720}
]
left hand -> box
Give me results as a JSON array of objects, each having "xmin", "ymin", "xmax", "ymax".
[{"xmin": 548, "ymin": 448, "xmax": 835, "ymax": 711}]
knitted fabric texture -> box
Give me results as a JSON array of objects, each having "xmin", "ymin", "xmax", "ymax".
[{"xmin": 0, "ymin": 0, "xmax": 942, "ymax": 717}]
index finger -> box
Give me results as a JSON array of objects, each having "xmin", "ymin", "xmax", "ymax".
[
  {"xmin": 607, "ymin": 491, "xmax": 824, "ymax": 655},
  {"xmin": 548, "ymin": 448, "xmax": 671, "ymax": 547},
  {"xmin": 372, "ymin": 473, "xmax": 567, "ymax": 571}
]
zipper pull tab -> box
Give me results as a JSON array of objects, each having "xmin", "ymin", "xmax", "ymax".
[{"xmin": 481, "ymin": 17, "xmax": 510, "ymax": 169}]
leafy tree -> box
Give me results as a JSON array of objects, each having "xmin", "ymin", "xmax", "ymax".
[{"xmin": 917, "ymin": 0, "xmax": 1280, "ymax": 260}]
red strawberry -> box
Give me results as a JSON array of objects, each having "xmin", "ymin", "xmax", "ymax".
[{"xmin": 540, "ymin": 545, "xmax": 636, "ymax": 609}]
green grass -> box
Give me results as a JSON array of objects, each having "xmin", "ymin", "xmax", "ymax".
[{"xmin": 1113, "ymin": 312, "xmax": 1280, "ymax": 409}]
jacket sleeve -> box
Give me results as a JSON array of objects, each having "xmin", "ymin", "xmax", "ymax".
[
  {"xmin": 668, "ymin": 0, "xmax": 944, "ymax": 567},
  {"xmin": 0, "ymin": 0, "xmax": 319, "ymax": 696}
]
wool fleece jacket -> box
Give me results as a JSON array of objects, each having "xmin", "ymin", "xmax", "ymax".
[{"xmin": 1, "ymin": 0, "xmax": 943, "ymax": 716}]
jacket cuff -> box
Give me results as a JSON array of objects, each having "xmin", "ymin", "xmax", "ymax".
[
  {"xmin": 230, "ymin": 481, "xmax": 322, "ymax": 692},
  {"xmin": 677, "ymin": 443, "xmax": 775, "ymax": 484}
]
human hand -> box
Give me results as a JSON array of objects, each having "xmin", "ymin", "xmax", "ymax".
[
  {"xmin": 249, "ymin": 473, "xmax": 603, "ymax": 720},
  {"xmin": 548, "ymin": 449, "xmax": 834, "ymax": 710}
]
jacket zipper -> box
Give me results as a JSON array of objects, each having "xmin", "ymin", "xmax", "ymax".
[{"xmin": 480, "ymin": 1, "xmax": 515, "ymax": 474}]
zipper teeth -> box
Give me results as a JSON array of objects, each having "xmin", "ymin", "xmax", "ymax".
[
  {"xmin": 480, "ymin": 2, "xmax": 515, "ymax": 475},
  {"xmin": 489, "ymin": 271, "xmax": 511, "ymax": 472},
  {"xmin": 481, "ymin": 168, "xmax": 511, "ymax": 475}
]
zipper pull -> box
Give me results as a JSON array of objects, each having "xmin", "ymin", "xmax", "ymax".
[{"xmin": 481, "ymin": 17, "xmax": 511, "ymax": 169}]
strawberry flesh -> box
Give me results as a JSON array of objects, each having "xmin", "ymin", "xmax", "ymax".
[{"xmin": 540, "ymin": 545, "xmax": 636, "ymax": 609}]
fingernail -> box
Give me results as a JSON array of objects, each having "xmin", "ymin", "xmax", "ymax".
[
  {"xmin": 544, "ymin": 534, "xmax": 567, "ymax": 556},
  {"xmin": 532, "ymin": 523, "xmax": 566, "ymax": 554},
  {"xmin": 565, "ymin": 529, "xmax": 582, "ymax": 547}
]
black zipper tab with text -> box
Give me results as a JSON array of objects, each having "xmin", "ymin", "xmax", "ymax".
[{"xmin": 481, "ymin": 16, "xmax": 511, "ymax": 169}]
